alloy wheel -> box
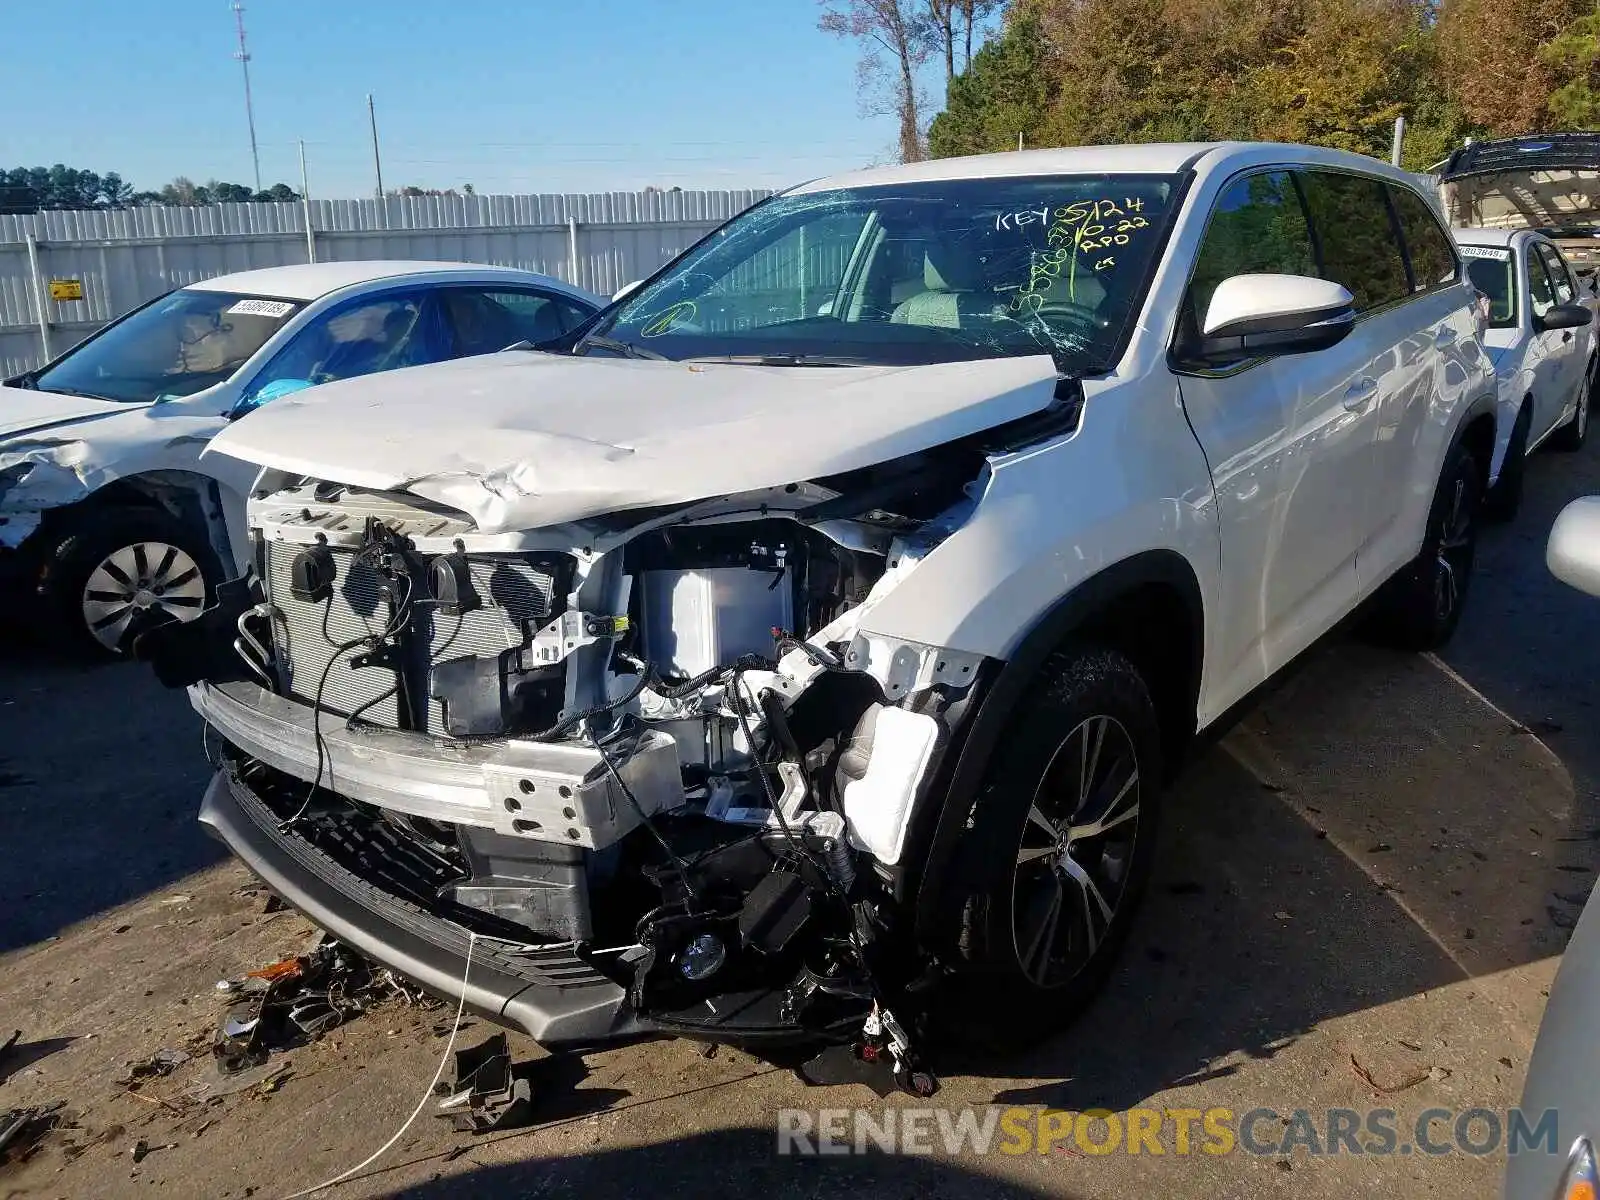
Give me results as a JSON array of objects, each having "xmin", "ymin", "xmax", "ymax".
[
  {"xmin": 81, "ymin": 541, "xmax": 206, "ymax": 651},
  {"xmin": 1011, "ymin": 714, "xmax": 1142, "ymax": 988}
]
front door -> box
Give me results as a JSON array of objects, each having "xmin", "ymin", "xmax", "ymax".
[{"xmin": 1174, "ymin": 168, "xmax": 1371, "ymax": 713}]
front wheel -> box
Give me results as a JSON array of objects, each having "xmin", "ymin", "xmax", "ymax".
[
  {"xmin": 1552, "ymin": 360, "xmax": 1592, "ymax": 452},
  {"xmin": 1364, "ymin": 442, "xmax": 1481, "ymax": 651},
  {"xmin": 42, "ymin": 512, "xmax": 219, "ymax": 657},
  {"xmin": 1484, "ymin": 404, "xmax": 1529, "ymax": 522},
  {"xmin": 932, "ymin": 645, "xmax": 1162, "ymax": 1051}
]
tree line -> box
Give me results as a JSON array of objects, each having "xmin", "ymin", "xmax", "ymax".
[
  {"xmin": 0, "ymin": 166, "xmax": 301, "ymax": 214},
  {"xmin": 823, "ymin": 0, "xmax": 1600, "ymax": 171}
]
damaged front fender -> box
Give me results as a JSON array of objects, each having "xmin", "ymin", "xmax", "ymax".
[{"xmin": 0, "ymin": 440, "xmax": 93, "ymax": 548}]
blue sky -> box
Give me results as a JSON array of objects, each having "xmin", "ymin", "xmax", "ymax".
[{"xmin": 0, "ymin": 1, "xmax": 911, "ymax": 198}]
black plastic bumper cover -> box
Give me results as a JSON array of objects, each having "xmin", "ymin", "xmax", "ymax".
[{"xmin": 199, "ymin": 768, "xmax": 639, "ymax": 1049}]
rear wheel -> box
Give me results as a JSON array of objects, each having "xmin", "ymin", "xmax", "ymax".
[
  {"xmin": 933, "ymin": 645, "xmax": 1162, "ymax": 1051},
  {"xmin": 1365, "ymin": 441, "xmax": 1480, "ymax": 651},
  {"xmin": 43, "ymin": 512, "xmax": 218, "ymax": 657}
]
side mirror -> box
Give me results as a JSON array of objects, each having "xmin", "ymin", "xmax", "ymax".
[
  {"xmin": 1537, "ymin": 303, "xmax": 1593, "ymax": 332},
  {"xmin": 1548, "ymin": 496, "xmax": 1600, "ymax": 599},
  {"xmin": 1189, "ymin": 274, "xmax": 1356, "ymax": 366},
  {"xmin": 612, "ymin": 281, "xmax": 643, "ymax": 303}
]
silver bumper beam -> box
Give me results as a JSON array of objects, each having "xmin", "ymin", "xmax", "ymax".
[{"xmin": 190, "ymin": 681, "xmax": 681, "ymax": 849}]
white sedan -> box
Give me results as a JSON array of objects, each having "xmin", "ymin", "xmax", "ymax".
[
  {"xmin": 0, "ymin": 261, "xmax": 602, "ymax": 653},
  {"xmin": 1455, "ymin": 228, "xmax": 1597, "ymax": 518}
]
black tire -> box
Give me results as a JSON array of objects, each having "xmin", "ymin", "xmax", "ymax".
[
  {"xmin": 1552, "ymin": 359, "xmax": 1592, "ymax": 452},
  {"xmin": 1364, "ymin": 441, "xmax": 1480, "ymax": 651},
  {"xmin": 41, "ymin": 509, "xmax": 221, "ymax": 658},
  {"xmin": 1483, "ymin": 403, "xmax": 1530, "ymax": 522},
  {"xmin": 931, "ymin": 644, "xmax": 1162, "ymax": 1052}
]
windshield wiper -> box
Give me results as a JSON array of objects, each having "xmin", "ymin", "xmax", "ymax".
[
  {"xmin": 681, "ymin": 353, "xmax": 871, "ymax": 367},
  {"xmin": 577, "ymin": 334, "xmax": 666, "ymax": 361},
  {"xmin": 37, "ymin": 385, "xmax": 117, "ymax": 402}
]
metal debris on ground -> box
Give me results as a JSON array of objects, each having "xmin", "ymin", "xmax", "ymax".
[
  {"xmin": 1350, "ymin": 1052, "xmax": 1432, "ymax": 1096},
  {"xmin": 0, "ymin": 1102, "xmax": 66, "ymax": 1164},
  {"xmin": 433, "ymin": 1034, "xmax": 536, "ymax": 1134},
  {"xmin": 116, "ymin": 1047, "xmax": 191, "ymax": 1087},
  {"xmin": 213, "ymin": 938, "xmax": 437, "ymax": 1075}
]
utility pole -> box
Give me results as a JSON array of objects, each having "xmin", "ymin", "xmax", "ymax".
[
  {"xmin": 232, "ymin": 1, "xmax": 262, "ymax": 193},
  {"xmin": 299, "ymin": 140, "xmax": 316, "ymax": 263},
  {"xmin": 367, "ymin": 94, "xmax": 384, "ymax": 199}
]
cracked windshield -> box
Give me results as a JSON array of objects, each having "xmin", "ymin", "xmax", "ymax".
[{"xmin": 594, "ymin": 174, "xmax": 1181, "ymax": 369}]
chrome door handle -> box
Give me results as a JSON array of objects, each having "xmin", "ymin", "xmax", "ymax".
[
  {"xmin": 1343, "ymin": 377, "xmax": 1379, "ymax": 409},
  {"xmin": 1434, "ymin": 326, "xmax": 1455, "ymax": 349}
]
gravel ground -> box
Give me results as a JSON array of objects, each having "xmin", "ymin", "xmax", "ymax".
[{"xmin": 2, "ymin": 432, "xmax": 1597, "ymax": 1199}]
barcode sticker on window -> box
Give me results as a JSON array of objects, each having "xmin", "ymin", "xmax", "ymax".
[
  {"xmin": 227, "ymin": 298, "xmax": 297, "ymax": 318},
  {"xmin": 1458, "ymin": 245, "xmax": 1511, "ymax": 261}
]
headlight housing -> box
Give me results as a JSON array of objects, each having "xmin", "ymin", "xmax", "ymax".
[{"xmin": 1557, "ymin": 1136, "xmax": 1597, "ymax": 1200}]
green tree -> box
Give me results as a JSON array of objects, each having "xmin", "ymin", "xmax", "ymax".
[
  {"xmin": 1437, "ymin": 0, "xmax": 1591, "ymax": 133},
  {"xmin": 928, "ymin": 14, "xmax": 1053, "ymax": 155},
  {"xmin": 1542, "ymin": 10, "xmax": 1600, "ymax": 126}
]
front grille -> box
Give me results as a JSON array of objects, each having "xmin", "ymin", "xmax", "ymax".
[{"xmin": 265, "ymin": 542, "xmax": 561, "ymax": 731}]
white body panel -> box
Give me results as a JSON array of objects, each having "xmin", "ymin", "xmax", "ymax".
[
  {"xmin": 1455, "ymin": 228, "xmax": 1595, "ymax": 480},
  {"xmin": 0, "ymin": 263, "xmax": 601, "ymax": 562}
]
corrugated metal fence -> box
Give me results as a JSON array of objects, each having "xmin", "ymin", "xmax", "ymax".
[{"xmin": 0, "ymin": 189, "xmax": 770, "ymax": 375}]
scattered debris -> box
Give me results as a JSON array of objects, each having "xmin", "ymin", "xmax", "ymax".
[
  {"xmin": 160, "ymin": 894, "xmax": 193, "ymax": 907},
  {"xmin": 1274, "ymin": 911, "xmax": 1292, "ymax": 921},
  {"xmin": 1350, "ymin": 1053, "xmax": 1431, "ymax": 1096},
  {"xmin": 1368, "ymin": 843, "xmax": 1393, "ymax": 853},
  {"xmin": 434, "ymin": 1034, "xmax": 536, "ymax": 1134},
  {"xmin": 214, "ymin": 939, "xmax": 435, "ymax": 1075},
  {"xmin": 0, "ymin": 1102, "xmax": 65, "ymax": 1164},
  {"xmin": 1499, "ymin": 1055, "xmax": 1514, "ymax": 1068},
  {"xmin": 117, "ymin": 1047, "xmax": 190, "ymax": 1086},
  {"xmin": 129, "ymin": 1137, "xmax": 175, "ymax": 1163},
  {"xmin": 1397, "ymin": 1039, "xmax": 1424, "ymax": 1052}
]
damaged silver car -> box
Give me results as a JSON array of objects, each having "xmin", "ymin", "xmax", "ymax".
[{"xmin": 141, "ymin": 143, "xmax": 1497, "ymax": 1085}]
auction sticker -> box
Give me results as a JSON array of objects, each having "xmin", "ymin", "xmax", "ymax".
[
  {"xmin": 1458, "ymin": 245, "xmax": 1512, "ymax": 261},
  {"xmin": 227, "ymin": 298, "xmax": 297, "ymax": 318}
]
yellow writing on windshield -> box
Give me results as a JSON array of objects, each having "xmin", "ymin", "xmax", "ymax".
[{"xmin": 1011, "ymin": 198, "xmax": 1153, "ymax": 312}]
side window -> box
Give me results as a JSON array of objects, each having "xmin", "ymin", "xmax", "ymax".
[
  {"xmin": 441, "ymin": 289, "xmax": 594, "ymax": 356},
  {"xmin": 1536, "ymin": 244, "xmax": 1576, "ymax": 304},
  {"xmin": 1526, "ymin": 250, "xmax": 1557, "ymax": 319},
  {"xmin": 1297, "ymin": 171, "xmax": 1411, "ymax": 312},
  {"xmin": 240, "ymin": 291, "xmax": 444, "ymax": 409},
  {"xmin": 1186, "ymin": 170, "xmax": 1317, "ymax": 332},
  {"xmin": 1388, "ymin": 185, "xmax": 1459, "ymax": 292}
]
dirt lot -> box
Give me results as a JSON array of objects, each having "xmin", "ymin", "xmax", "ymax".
[{"xmin": 3, "ymin": 440, "xmax": 1599, "ymax": 1199}]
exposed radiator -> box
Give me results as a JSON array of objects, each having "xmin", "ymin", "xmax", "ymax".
[{"xmin": 264, "ymin": 543, "xmax": 560, "ymax": 732}]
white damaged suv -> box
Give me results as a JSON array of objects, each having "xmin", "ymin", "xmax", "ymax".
[{"xmin": 142, "ymin": 143, "xmax": 1496, "ymax": 1080}]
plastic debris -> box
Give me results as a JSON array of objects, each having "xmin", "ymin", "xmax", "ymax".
[
  {"xmin": 213, "ymin": 938, "xmax": 436, "ymax": 1075},
  {"xmin": 433, "ymin": 1034, "xmax": 536, "ymax": 1134}
]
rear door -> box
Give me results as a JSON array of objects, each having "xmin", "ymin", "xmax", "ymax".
[
  {"xmin": 436, "ymin": 287, "xmax": 599, "ymax": 356},
  {"xmin": 1292, "ymin": 169, "xmax": 1421, "ymax": 598}
]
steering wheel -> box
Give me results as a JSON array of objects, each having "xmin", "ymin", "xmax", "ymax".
[{"xmin": 1031, "ymin": 301, "xmax": 1110, "ymax": 334}]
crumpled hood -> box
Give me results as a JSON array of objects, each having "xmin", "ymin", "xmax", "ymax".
[
  {"xmin": 0, "ymin": 383, "xmax": 148, "ymax": 441},
  {"xmin": 209, "ymin": 351, "xmax": 1062, "ymax": 531}
]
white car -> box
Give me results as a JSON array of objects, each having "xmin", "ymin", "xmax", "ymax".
[
  {"xmin": 0, "ymin": 262, "xmax": 601, "ymax": 652},
  {"xmin": 143, "ymin": 143, "xmax": 1496, "ymax": 1076},
  {"xmin": 1454, "ymin": 228, "xmax": 1596, "ymax": 518}
]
